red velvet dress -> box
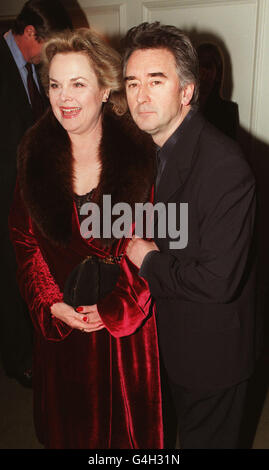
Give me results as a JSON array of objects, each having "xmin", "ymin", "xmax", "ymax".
[
  {"xmin": 8, "ymin": 109, "xmax": 163, "ymax": 449},
  {"xmin": 9, "ymin": 189, "xmax": 163, "ymax": 448}
]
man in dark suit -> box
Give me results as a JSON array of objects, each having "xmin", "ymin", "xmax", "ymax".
[
  {"xmin": 0, "ymin": 0, "xmax": 72, "ymax": 386},
  {"xmin": 124, "ymin": 22, "xmax": 257, "ymax": 448}
]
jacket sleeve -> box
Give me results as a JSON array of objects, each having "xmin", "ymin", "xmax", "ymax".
[
  {"xmin": 97, "ymin": 254, "xmax": 153, "ymax": 338},
  {"xmin": 9, "ymin": 183, "xmax": 72, "ymax": 341},
  {"xmin": 140, "ymin": 153, "xmax": 256, "ymax": 304}
]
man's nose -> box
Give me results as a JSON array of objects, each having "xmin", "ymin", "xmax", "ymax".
[{"xmin": 137, "ymin": 84, "xmax": 150, "ymax": 104}]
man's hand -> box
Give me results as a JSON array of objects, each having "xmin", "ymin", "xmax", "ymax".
[{"xmin": 126, "ymin": 236, "xmax": 159, "ymax": 268}]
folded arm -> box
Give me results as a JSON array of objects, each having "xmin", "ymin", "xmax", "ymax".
[{"xmin": 138, "ymin": 156, "xmax": 256, "ymax": 304}]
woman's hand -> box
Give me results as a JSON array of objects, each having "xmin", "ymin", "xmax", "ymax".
[
  {"xmin": 50, "ymin": 302, "xmax": 105, "ymax": 333},
  {"xmin": 76, "ymin": 304, "xmax": 105, "ymax": 333}
]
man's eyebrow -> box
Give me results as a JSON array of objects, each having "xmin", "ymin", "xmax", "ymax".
[
  {"xmin": 124, "ymin": 72, "xmax": 167, "ymax": 81},
  {"xmin": 124, "ymin": 75, "xmax": 136, "ymax": 82},
  {"xmin": 149, "ymin": 72, "xmax": 167, "ymax": 78}
]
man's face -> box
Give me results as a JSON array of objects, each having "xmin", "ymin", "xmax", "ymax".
[
  {"xmin": 198, "ymin": 50, "xmax": 217, "ymax": 101},
  {"xmin": 20, "ymin": 26, "xmax": 45, "ymax": 64},
  {"xmin": 28, "ymin": 35, "xmax": 45, "ymax": 64},
  {"xmin": 125, "ymin": 48, "xmax": 193, "ymax": 147}
]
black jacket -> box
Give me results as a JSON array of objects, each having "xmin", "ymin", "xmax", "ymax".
[
  {"xmin": 141, "ymin": 111, "xmax": 257, "ymax": 390},
  {"xmin": 0, "ymin": 36, "xmax": 34, "ymax": 212},
  {"xmin": 0, "ymin": 35, "xmax": 48, "ymax": 217}
]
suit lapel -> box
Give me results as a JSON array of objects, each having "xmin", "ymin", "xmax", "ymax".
[
  {"xmin": 35, "ymin": 63, "xmax": 50, "ymax": 106},
  {"xmin": 0, "ymin": 36, "xmax": 33, "ymax": 122},
  {"xmin": 155, "ymin": 111, "xmax": 206, "ymax": 205},
  {"xmin": 0, "ymin": 37, "xmax": 49, "ymax": 122}
]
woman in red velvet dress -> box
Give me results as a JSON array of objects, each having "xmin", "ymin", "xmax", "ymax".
[{"xmin": 9, "ymin": 29, "xmax": 163, "ymax": 449}]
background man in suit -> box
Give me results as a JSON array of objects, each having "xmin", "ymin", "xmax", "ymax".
[
  {"xmin": 0, "ymin": 0, "xmax": 72, "ymax": 387},
  {"xmin": 197, "ymin": 42, "xmax": 239, "ymax": 141},
  {"xmin": 124, "ymin": 22, "xmax": 257, "ymax": 448}
]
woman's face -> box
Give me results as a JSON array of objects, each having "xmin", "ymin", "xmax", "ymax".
[{"xmin": 48, "ymin": 52, "xmax": 109, "ymax": 137}]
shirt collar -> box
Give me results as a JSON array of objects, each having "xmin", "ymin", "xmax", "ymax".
[
  {"xmin": 157, "ymin": 106, "xmax": 198, "ymax": 165},
  {"xmin": 4, "ymin": 30, "xmax": 27, "ymax": 70}
]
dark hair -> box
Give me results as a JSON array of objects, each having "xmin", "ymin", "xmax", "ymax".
[
  {"xmin": 197, "ymin": 42, "xmax": 224, "ymax": 93},
  {"xmin": 41, "ymin": 28, "xmax": 127, "ymax": 116},
  {"xmin": 122, "ymin": 22, "xmax": 199, "ymax": 104},
  {"xmin": 12, "ymin": 0, "xmax": 73, "ymax": 41}
]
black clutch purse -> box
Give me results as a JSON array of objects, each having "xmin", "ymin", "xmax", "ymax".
[{"xmin": 63, "ymin": 254, "xmax": 123, "ymax": 308}]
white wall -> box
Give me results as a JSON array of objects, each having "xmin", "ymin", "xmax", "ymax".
[
  {"xmin": 76, "ymin": 0, "xmax": 269, "ymax": 148},
  {"xmin": 1, "ymin": 0, "xmax": 268, "ymax": 146}
]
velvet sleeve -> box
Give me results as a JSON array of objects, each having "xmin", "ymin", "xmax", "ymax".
[
  {"xmin": 9, "ymin": 184, "xmax": 72, "ymax": 341},
  {"xmin": 97, "ymin": 254, "xmax": 152, "ymax": 338}
]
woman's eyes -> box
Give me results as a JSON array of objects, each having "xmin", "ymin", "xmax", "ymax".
[{"xmin": 49, "ymin": 82, "xmax": 85, "ymax": 89}]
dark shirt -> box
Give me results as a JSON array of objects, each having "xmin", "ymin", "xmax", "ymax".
[
  {"xmin": 141, "ymin": 106, "xmax": 197, "ymax": 278},
  {"xmin": 155, "ymin": 106, "xmax": 197, "ymax": 191}
]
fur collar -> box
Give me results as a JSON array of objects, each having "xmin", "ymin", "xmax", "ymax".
[{"xmin": 17, "ymin": 107, "xmax": 155, "ymax": 246}]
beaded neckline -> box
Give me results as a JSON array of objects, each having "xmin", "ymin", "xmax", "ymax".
[{"xmin": 74, "ymin": 188, "xmax": 95, "ymax": 212}]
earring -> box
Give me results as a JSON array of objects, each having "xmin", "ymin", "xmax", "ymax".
[{"xmin": 103, "ymin": 90, "xmax": 110, "ymax": 102}]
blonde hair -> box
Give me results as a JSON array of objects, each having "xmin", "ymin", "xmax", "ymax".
[{"xmin": 41, "ymin": 28, "xmax": 127, "ymax": 115}]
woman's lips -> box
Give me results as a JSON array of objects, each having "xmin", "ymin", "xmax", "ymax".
[{"xmin": 60, "ymin": 107, "xmax": 81, "ymax": 118}]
